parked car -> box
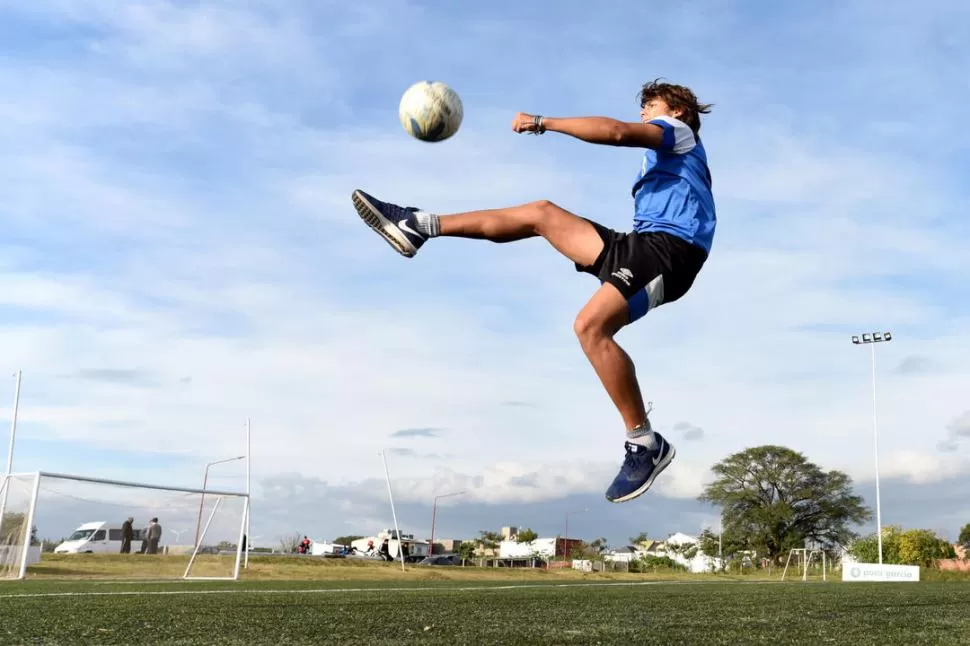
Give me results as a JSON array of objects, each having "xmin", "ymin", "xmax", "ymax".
[
  {"xmin": 416, "ymin": 554, "xmax": 461, "ymax": 566},
  {"xmin": 53, "ymin": 521, "xmax": 144, "ymax": 554}
]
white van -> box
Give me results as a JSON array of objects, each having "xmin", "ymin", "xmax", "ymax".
[{"xmin": 53, "ymin": 521, "xmax": 144, "ymax": 554}]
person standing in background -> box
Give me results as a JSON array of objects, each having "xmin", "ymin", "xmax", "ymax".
[
  {"xmin": 120, "ymin": 517, "xmax": 134, "ymax": 554},
  {"xmin": 147, "ymin": 518, "xmax": 162, "ymax": 554}
]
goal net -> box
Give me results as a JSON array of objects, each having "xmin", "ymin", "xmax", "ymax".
[{"xmin": 0, "ymin": 471, "xmax": 249, "ymax": 581}]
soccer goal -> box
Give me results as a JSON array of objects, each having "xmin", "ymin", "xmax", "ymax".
[
  {"xmin": 0, "ymin": 471, "xmax": 248, "ymax": 581},
  {"xmin": 781, "ymin": 547, "xmax": 827, "ymax": 582}
]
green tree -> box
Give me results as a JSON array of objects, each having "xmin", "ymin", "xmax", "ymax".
[
  {"xmin": 457, "ymin": 540, "xmax": 477, "ymax": 562},
  {"xmin": 849, "ymin": 525, "xmax": 902, "ymax": 564},
  {"xmin": 588, "ymin": 537, "xmax": 609, "ymax": 552},
  {"xmin": 699, "ymin": 446, "xmax": 871, "ymax": 560},
  {"xmin": 850, "ymin": 525, "xmax": 956, "ymax": 566},
  {"xmin": 477, "ymin": 530, "xmax": 503, "ymax": 550},
  {"xmin": 629, "ymin": 532, "xmax": 649, "ymax": 546},
  {"xmin": 698, "ymin": 526, "xmax": 751, "ymax": 560},
  {"xmin": 515, "ymin": 528, "xmax": 538, "ymax": 543},
  {"xmin": 665, "ymin": 539, "xmax": 698, "ymax": 560},
  {"xmin": 580, "ymin": 537, "xmax": 609, "ymax": 561},
  {"xmin": 697, "ymin": 528, "xmax": 719, "ymax": 558},
  {"xmin": 898, "ymin": 529, "xmax": 956, "ymax": 566},
  {"xmin": 697, "ymin": 529, "xmax": 733, "ymax": 572},
  {"xmin": 957, "ymin": 523, "xmax": 970, "ymax": 547},
  {"xmin": 631, "ymin": 554, "xmax": 686, "ymax": 573}
]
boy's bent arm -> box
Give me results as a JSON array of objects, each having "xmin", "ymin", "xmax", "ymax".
[{"xmin": 539, "ymin": 116, "xmax": 666, "ymax": 148}]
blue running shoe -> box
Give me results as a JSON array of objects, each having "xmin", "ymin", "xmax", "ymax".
[
  {"xmin": 605, "ymin": 433, "xmax": 676, "ymax": 503},
  {"xmin": 352, "ymin": 189, "xmax": 428, "ymax": 258}
]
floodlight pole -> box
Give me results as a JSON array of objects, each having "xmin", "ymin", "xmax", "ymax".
[
  {"xmin": 379, "ymin": 450, "xmax": 407, "ymax": 572},
  {"xmin": 0, "ymin": 370, "xmax": 23, "ymax": 543},
  {"xmin": 194, "ymin": 454, "xmax": 246, "ymax": 547},
  {"xmin": 4, "ymin": 370, "xmax": 21, "ymax": 478},
  {"xmin": 562, "ymin": 508, "xmax": 588, "ymax": 561},
  {"xmin": 245, "ymin": 418, "xmax": 251, "ymax": 568},
  {"xmin": 851, "ymin": 331, "xmax": 892, "ymax": 565},
  {"xmin": 429, "ymin": 490, "xmax": 465, "ymax": 556}
]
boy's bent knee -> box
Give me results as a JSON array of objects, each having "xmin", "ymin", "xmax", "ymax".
[
  {"xmin": 575, "ymin": 283, "xmax": 634, "ymax": 346},
  {"xmin": 574, "ymin": 311, "xmax": 612, "ymax": 347}
]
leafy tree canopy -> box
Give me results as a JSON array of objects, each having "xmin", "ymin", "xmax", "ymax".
[{"xmin": 699, "ymin": 445, "xmax": 871, "ymax": 559}]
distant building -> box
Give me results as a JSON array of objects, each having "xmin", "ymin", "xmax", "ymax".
[
  {"xmin": 430, "ymin": 538, "xmax": 462, "ymax": 555},
  {"xmin": 605, "ymin": 531, "xmax": 724, "ymax": 573},
  {"xmin": 498, "ymin": 537, "xmax": 583, "ymax": 560}
]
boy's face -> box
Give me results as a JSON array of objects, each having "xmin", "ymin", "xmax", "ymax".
[{"xmin": 640, "ymin": 96, "xmax": 682, "ymax": 122}]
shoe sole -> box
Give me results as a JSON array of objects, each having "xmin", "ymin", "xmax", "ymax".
[
  {"xmin": 352, "ymin": 190, "xmax": 418, "ymax": 258},
  {"xmin": 607, "ymin": 444, "xmax": 677, "ymax": 503}
]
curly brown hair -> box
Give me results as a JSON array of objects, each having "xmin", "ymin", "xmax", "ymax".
[{"xmin": 638, "ymin": 79, "xmax": 712, "ymax": 135}]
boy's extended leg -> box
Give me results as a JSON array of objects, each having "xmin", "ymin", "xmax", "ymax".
[{"xmin": 351, "ymin": 189, "xmax": 603, "ymax": 264}]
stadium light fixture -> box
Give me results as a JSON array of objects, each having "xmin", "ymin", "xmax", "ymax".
[{"xmin": 850, "ymin": 331, "xmax": 893, "ymax": 565}]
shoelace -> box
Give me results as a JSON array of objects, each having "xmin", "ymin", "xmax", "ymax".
[
  {"xmin": 622, "ymin": 401, "xmax": 657, "ymax": 469},
  {"xmin": 622, "ymin": 443, "xmax": 642, "ymax": 468},
  {"xmin": 385, "ymin": 203, "xmax": 411, "ymax": 219}
]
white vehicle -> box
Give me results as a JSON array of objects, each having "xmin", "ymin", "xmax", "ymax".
[
  {"xmin": 350, "ymin": 529, "xmax": 430, "ymax": 562},
  {"xmin": 53, "ymin": 521, "xmax": 143, "ymax": 554}
]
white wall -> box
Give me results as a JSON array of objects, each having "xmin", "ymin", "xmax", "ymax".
[{"xmin": 499, "ymin": 537, "xmax": 556, "ymax": 559}]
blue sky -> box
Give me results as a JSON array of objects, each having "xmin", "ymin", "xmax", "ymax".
[{"xmin": 1, "ymin": 0, "xmax": 969, "ymax": 548}]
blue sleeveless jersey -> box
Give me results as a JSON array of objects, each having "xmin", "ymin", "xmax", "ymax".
[{"xmin": 631, "ymin": 116, "xmax": 715, "ymax": 254}]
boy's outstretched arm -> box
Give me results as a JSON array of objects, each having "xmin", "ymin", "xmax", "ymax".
[{"xmin": 512, "ymin": 112, "xmax": 666, "ymax": 149}]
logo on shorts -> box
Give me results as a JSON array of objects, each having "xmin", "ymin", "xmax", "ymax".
[{"xmin": 611, "ymin": 268, "xmax": 633, "ymax": 286}]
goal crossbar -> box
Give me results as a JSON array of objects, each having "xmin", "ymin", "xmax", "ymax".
[{"xmin": 37, "ymin": 471, "xmax": 246, "ymax": 498}]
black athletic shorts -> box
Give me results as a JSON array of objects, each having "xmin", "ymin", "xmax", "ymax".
[{"xmin": 575, "ymin": 220, "xmax": 708, "ymax": 323}]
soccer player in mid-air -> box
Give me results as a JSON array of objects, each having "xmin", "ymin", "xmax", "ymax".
[{"xmin": 352, "ymin": 80, "xmax": 715, "ymax": 503}]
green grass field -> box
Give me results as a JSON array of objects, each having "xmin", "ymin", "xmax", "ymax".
[{"xmin": 2, "ymin": 556, "xmax": 969, "ymax": 645}]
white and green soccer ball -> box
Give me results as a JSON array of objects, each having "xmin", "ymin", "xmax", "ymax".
[{"xmin": 398, "ymin": 80, "xmax": 463, "ymax": 142}]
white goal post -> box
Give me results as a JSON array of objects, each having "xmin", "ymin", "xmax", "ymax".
[
  {"xmin": 0, "ymin": 470, "xmax": 249, "ymax": 582},
  {"xmin": 0, "ymin": 471, "xmax": 40, "ymax": 580},
  {"xmin": 781, "ymin": 547, "xmax": 827, "ymax": 582}
]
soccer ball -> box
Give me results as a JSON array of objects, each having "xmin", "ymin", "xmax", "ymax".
[{"xmin": 398, "ymin": 81, "xmax": 463, "ymax": 142}]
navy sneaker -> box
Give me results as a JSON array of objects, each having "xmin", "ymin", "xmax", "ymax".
[
  {"xmin": 605, "ymin": 433, "xmax": 676, "ymax": 503},
  {"xmin": 352, "ymin": 189, "xmax": 428, "ymax": 258}
]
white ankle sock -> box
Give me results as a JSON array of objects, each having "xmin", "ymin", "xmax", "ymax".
[
  {"xmin": 414, "ymin": 211, "xmax": 439, "ymax": 237},
  {"xmin": 627, "ymin": 421, "xmax": 658, "ymax": 450}
]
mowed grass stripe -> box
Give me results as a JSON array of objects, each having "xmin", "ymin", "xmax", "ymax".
[
  {"xmin": 1, "ymin": 582, "xmax": 969, "ymax": 645},
  {"xmin": 0, "ymin": 579, "xmax": 717, "ymax": 599}
]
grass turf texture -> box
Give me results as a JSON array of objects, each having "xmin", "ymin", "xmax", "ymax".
[
  {"xmin": 2, "ymin": 559, "xmax": 969, "ymax": 645},
  {"xmin": 20, "ymin": 553, "xmax": 788, "ymax": 582}
]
